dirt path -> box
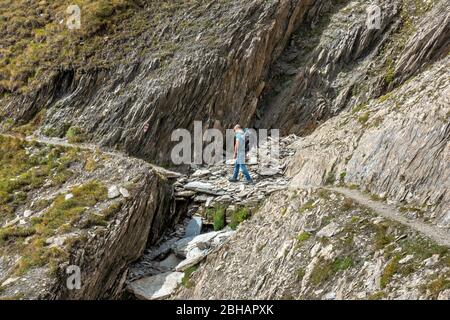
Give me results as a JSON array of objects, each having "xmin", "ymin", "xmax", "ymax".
[
  {"xmin": 1, "ymin": 133, "xmax": 183, "ymax": 179},
  {"xmin": 4, "ymin": 133, "xmax": 448, "ymax": 246},
  {"xmin": 328, "ymin": 187, "xmax": 450, "ymax": 247}
]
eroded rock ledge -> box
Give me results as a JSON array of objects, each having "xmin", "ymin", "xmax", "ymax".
[{"xmin": 0, "ymin": 136, "xmax": 177, "ymax": 299}]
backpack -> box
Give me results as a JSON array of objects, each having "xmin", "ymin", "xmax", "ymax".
[{"xmin": 243, "ymin": 128, "xmax": 251, "ymax": 153}]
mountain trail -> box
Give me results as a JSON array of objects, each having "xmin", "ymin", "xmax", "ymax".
[{"xmin": 327, "ymin": 186, "xmax": 450, "ymax": 247}]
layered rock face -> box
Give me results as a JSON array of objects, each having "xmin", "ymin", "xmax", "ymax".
[
  {"xmin": 287, "ymin": 57, "xmax": 450, "ymax": 228},
  {"xmin": 174, "ymin": 189, "xmax": 450, "ymax": 300},
  {"xmin": 171, "ymin": 0, "xmax": 450, "ymax": 300},
  {"xmin": 254, "ymin": 0, "xmax": 449, "ymax": 135},
  {"xmin": 0, "ymin": 0, "xmax": 448, "ymax": 301},
  {"xmin": 0, "ymin": 136, "xmax": 177, "ymax": 299},
  {"xmin": 173, "ymin": 55, "xmax": 449, "ymax": 300},
  {"xmin": 1, "ymin": 0, "xmax": 324, "ymax": 164}
]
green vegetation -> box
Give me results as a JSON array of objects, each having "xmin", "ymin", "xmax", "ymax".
[
  {"xmin": 310, "ymin": 255, "xmax": 354, "ymax": 285},
  {"xmin": 0, "ymin": 0, "xmax": 232, "ymax": 94},
  {"xmin": 66, "ymin": 126, "xmax": 86, "ymax": 143},
  {"xmin": 372, "ymin": 0, "xmax": 436, "ymax": 89},
  {"xmin": 351, "ymin": 103, "xmax": 368, "ymax": 114},
  {"xmin": 339, "ymin": 172, "xmax": 346, "ymax": 185},
  {"xmin": 399, "ymin": 205, "xmax": 425, "ymax": 215},
  {"xmin": 10, "ymin": 109, "xmax": 47, "ymax": 136},
  {"xmin": 374, "ymin": 223, "xmax": 394, "ymax": 250},
  {"xmin": 380, "ymin": 255, "xmax": 400, "ymax": 289},
  {"xmin": 296, "ymin": 231, "xmax": 311, "ymax": 243},
  {"xmin": 0, "ymin": 137, "xmax": 108, "ymax": 276},
  {"xmin": 213, "ymin": 206, "xmax": 226, "ymax": 231},
  {"xmin": 340, "ymin": 198, "xmax": 356, "ymax": 212},
  {"xmin": 357, "ymin": 111, "xmax": 370, "ymax": 125},
  {"xmin": 295, "ymin": 268, "xmax": 305, "ymax": 281},
  {"xmin": 298, "ymin": 199, "xmax": 316, "ymax": 214},
  {"xmin": 181, "ymin": 265, "xmax": 198, "ymax": 288},
  {"xmin": 423, "ymin": 274, "xmax": 450, "ymax": 299},
  {"xmin": 80, "ymin": 200, "xmax": 123, "ymax": 229},
  {"xmin": 229, "ymin": 207, "xmax": 251, "ymax": 230},
  {"xmin": 324, "ymin": 171, "xmax": 335, "ymax": 185},
  {"xmin": 370, "ymin": 194, "xmax": 386, "ymax": 202},
  {"xmin": 0, "ymin": 180, "xmax": 107, "ymax": 275},
  {"xmin": 206, "ymin": 205, "xmax": 226, "ymax": 231},
  {"xmin": 401, "ymin": 237, "xmax": 448, "ymax": 261},
  {"xmin": 384, "ymin": 57, "xmax": 396, "ymax": 85},
  {"xmin": 0, "ymin": 135, "xmax": 77, "ymax": 220},
  {"xmin": 32, "ymin": 180, "xmax": 107, "ymax": 234},
  {"xmin": 333, "ymin": 256, "xmax": 353, "ymax": 272},
  {"xmin": 368, "ymin": 291, "xmax": 386, "ymax": 300}
]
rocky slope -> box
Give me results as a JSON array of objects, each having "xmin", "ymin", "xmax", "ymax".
[
  {"xmin": 171, "ymin": 0, "xmax": 450, "ymax": 300},
  {"xmin": 254, "ymin": 0, "xmax": 449, "ymax": 135},
  {"xmin": 1, "ymin": 0, "xmax": 323, "ymax": 164},
  {"xmin": 174, "ymin": 188, "xmax": 450, "ymax": 300},
  {"xmin": 0, "ymin": 135, "xmax": 177, "ymax": 299},
  {"xmin": 0, "ymin": 0, "xmax": 448, "ymax": 301},
  {"xmin": 287, "ymin": 57, "xmax": 449, "ymax": 229}
]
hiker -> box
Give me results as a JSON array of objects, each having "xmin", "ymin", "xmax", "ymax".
[{"xmin": 229, "ymin": 124, "xmax": 254, "ymax": 184}]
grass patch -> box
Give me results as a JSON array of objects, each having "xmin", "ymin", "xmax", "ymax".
[
  {"xmin": 332, "ymin": 256, "xmax": 353, "ymax": 272},
  {"xmin": 310, "ymin": 258, "xmax": 334, "ymax": 285},
  {"xmin": 339, "ymin": 172, "xmax": 346, "ymax": 185},
  {"xmin": 370, "ymin": 194, "xmax": 386, "ymax": 202},
  {"xmin": 423, "ymin": 274, "xmax": 450, "ymax": 299},
  {"xmin": 10, "ymin": 109, "xmax": 46, "ymax": 136},
  {"xmin": 298, "ymin": 199, "xmax": 316, "ymax": 214},
  {"xmin": 380, "ymin": 255, "xmax": 400, "ymax": 289},
  {"xmin": 229, "ymin": 207, "xmax": 251, "ymax": 230},
  {"xmin": 340, "ymin": 198, "xmax": 356, "ymax": 212},
  {"xmin": 309, "ymin": 255, "xmax": 353, "ymax": 286},
  {"xmin": 352, "ymin": 103, "xmax": 368, "ymax": 114},
  {"xmin": 181, "ymin": 265, "xmax": 198, "ymax": 288},
  {"xmin": 368, "ymin": 291, "xmax": 386, "ymax": 300},
  {"xmin": 296, "ymin": 231, "xmax": 311, "ymax": 243},
  {"xmin": 296, "ymin": 268, "xmax": 305, "ymax": 281},
  {"xmin": 0, "ymin": 135, "xmax": 79, "ymax": 220},
  {"xmin": 358, "ymin": 112, "xmax": 370, "ymax": 125},
  {"xmin": 66, "ymin": 126, "xmax": 86, "ymax": 143},
  {"xmin": 0, "ymin": 180, "xmax": 107, "ymax": 275},
  {"xmin": 374, "ymin": 224, "xmax": 394, "ymax": 250},
  {"xmin": 206, "ymin": 205, "xmax": 227, "ymax": 231}
]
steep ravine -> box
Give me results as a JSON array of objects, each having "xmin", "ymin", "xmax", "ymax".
[{"xmin": 0, "ymin": 0, "xmax": 448, "ymax": 300}]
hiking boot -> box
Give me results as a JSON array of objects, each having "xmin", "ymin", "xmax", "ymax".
[
  {"xmin": 228, "ymin": 178, "xmax": 239, "ymax": 183},
  {"xmin": 245, "ymin": 180, "xmax": 255, "ymax": 185}
]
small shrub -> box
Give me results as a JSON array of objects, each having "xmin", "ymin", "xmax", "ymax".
[
  {"xmin": 205, "ymin": 205, "xmax": 226, "ymax": 231},
  {"xmin": 298, "ymin": 199, "xmax": 315, "ymax": 214},
  {"xmin": 358, "ymin": 112, "xmax": 370, "ymax": 125},
  {"xmin": 181, "ymin": 265, "xmax": 198, "ymax": 288},
  {"xmin": 340, "ymin": 198, "xmax": 356, "ymax": 212},
  {"xmin": 332, "ymin": 256, "xmax": 353, "ymax": 272},
  {"xmin": 368, "ymin": 291, "xmax": 386, "ymax": 300},
  {"xmin": 310, "ymin": 258, "xmax": 334, "ymax": 285},
  {"xmin": 229, "ymin": 207, "xmax": 251, "ymax": 230},
  {"xmin": 374, "ymin": 224, "xmax": 394, "ymax": 250},
  {"xmin": 66, "ymin": 126, "xmax": 86, "ymax": 143},
  {"xmin": 380, "ymin": 255, "xmax": 400, "ymax": 289},
  {"xmin": 339, "ymin": 172, "xmax": 347, "ymax": 184},
  {"xmin": 384, "ymin": 58, "xmax": 395, "ymax": 85},
  {"xmin": 213, "ymin": 206, "xmax": 226, "ymax": 231},
  {"xmin": 425, "ymin": 275, "xmax": 450, "ymax": 299},
  {"xmin": 352, "ymin": 103, "xmax": 368, "ymax": 114},
  {"xmin": 297, "ymin": 232, "xmax": 311, "ymax": 242},
  {"xmin": 296, "ymin": 268, "xmax": 305, "ymax": 281}
]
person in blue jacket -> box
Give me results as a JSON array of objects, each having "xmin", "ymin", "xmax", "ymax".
[{"xmin": 229, "ymin": 125, "xmax": 254, "ymax": 184}]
